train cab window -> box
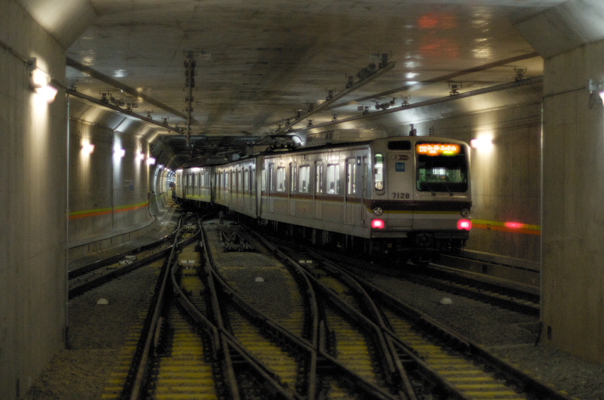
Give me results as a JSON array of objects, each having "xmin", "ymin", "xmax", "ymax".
[
  {"xmin": 315, "ymin": 162, "xmax": 324, "ymax": 194},
  {"xmin": 276, "ymin": 167, "xmax": 286, "ymax": 192},
  {"xmin": 387, "ymin": 140, "xmax": 411, "ymax": 150},
  {"xmin": 299, "ymin": 165, "xmax": 310, "ymax": 193},
  {"xmin": 290, "ymin": 163, "xmax": 297, "ymax": 193},
  {"xmin": 416, "ymin": 143, "xmax": 468, "ymax": 193},
  {"xmin": 244, "ymin": 169, "xmax": 250, "ymax": 192},
  {"xmin": 326, "ymin": 164, "xmax": 340, "ymax": 194},
  {"xmin": 374, "ymin": 153, "xmax": 384, "ymax": 192}
]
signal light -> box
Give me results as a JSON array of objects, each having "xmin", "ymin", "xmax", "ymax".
[
  {"xmin": 371, "ymin": 219, "xmax": 385, "ymax": 229},
  {"xmin": 457, "ymin": 219, "xmax": 471, "ymax": 231}
]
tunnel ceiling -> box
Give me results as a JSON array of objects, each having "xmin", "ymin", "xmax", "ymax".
[{"xmin": 64, "ymin": 0, "xmax": 572, "ymax": 166}]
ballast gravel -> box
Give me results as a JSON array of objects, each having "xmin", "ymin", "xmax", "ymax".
[{"xmin": 25, "ymin": 220, "xmax": 604, "ymax": 400}]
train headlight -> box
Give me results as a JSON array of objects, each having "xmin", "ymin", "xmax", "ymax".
[
  {"xmin": 373, "ymin": 207, "xmax": 383, "ymax": 216},
  {"xmin": 460, "ymin": 208, "xmax": 471, "ymax": 218}
]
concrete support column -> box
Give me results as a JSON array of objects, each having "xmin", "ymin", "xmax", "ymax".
[{"xmin": 542, "ymin": 39, "xmax": 604, "ymax": 363}]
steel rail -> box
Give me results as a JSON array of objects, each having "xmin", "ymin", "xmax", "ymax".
[
  {"xmin": 310, "ymin": 250, "xmax": 573, "ymax": 400},
  {"xmin": 207, "ymin": 223, "xmax": 399, "ymax": 399},
  {"xmin": 253, "ymin": 231, "xmax": 406, "ymax": 400}
]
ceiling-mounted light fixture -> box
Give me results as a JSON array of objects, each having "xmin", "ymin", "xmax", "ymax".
[{"xmin": 29, "ymin": 58, "xmax": 58, "ymax": 103}]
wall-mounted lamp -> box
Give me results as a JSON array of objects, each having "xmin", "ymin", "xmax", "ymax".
[
  {"xmin": 470, "ymin": 136, "xmax": 493, "ymax": 151},
  {"xmin": 81, "ymin": 143, "xmax": 95, "ymax": 154},
  {"xmin": 29, "ymin": 58, "xmax": 58, "ymax": 103},
  {"xmin": 147, "ymin": 157, "xmax": 156, "ymax": 165},
  {"xmin": 158, "ymin": 164, "xmax": 164, "ymax": 169},
  {"xmin": 114, "ymin": 148, "xmax": 126, "ymax": 158},
  {"xmin": 137, "ymin": 152, "xmax": 145, "ymax": 161},
  {"xmin": 587, "ymin": 79, "xmax": 604, "ymax": 107}
]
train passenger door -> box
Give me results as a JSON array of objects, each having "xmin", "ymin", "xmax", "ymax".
[
  {"xmin": 387, "ymin": 152, "xmax": 413, "ymax": 227},
  {"xmin": 345, "ymin": 158, "xmax": 357, "ymax": 225}
]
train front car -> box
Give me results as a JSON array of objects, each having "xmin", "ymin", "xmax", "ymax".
[{"xmin": 367, "ymin": 137, "xmax": 471, "ymax": 262}]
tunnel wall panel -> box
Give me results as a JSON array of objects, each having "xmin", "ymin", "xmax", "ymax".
[
  {"xmin": 0, "ymin": 1, "xmax": 68, "ymax": 399},
  {"xmin": 68, "ymin": 118, "xmax": 153, "ymax": 248},
  {"xmin": 542, "ymin": 39, "xmax": 604, "ymax": 364}
]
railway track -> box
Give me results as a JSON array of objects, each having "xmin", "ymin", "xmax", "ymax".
[
  {"xmin": 257, "ymin": 235, "xmax": 570, "ymax": 400},
  {"xmin": 295, "ymin": 243, "xmax": 540, "ymax": 317},
  {"xmin": 101, "ymin": 214, "xmax": 568, "ymax": 400}
]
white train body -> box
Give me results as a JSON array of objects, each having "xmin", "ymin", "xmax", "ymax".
[{"xmin": 175, "ymin": 136, "xmax": 472, "ymax": 255}]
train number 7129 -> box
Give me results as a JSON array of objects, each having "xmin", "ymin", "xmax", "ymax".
[{"xmin": 392, "ymin": 192, "xmax": 410, "ymax": 199}]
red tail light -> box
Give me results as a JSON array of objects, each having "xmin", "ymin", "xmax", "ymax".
[
  {"xmin": 371, "ymin": 219, "xmax": 385, "ymax": 229},
  {"xmin": 457, "ymin": 219, "xmax": 471, "ymax": 231}
]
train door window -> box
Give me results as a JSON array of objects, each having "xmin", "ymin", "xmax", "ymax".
[
  {"xmin": 374, "ymin": 153, "xmax": 384, "ymax": 193},
  {"xmin": 244, "ymin": 168, "xmax": 250, "ymax": 192},
  {"xmin": 276, "ymin": 166, "xmax": 286, "ymax": 192},
  {"xmin": 268, "ymin": 164, "xmax": 275, "ymax": 193},
  {"xmin": 326, "ymin": 164, "xmax": 340, "ymax": 194},
  {"xmin": 252, "ymin": 168, "xmax": 256, "ymax": 194},
  {"xmin": 290, "ymin": 163, "xmax": 297, "ymax": 193},
  {"xmin": 299, "ymin": 165, "xmax": 310, "ymax": 193},
  {"xmin": 315, "ymin": 162, "xmax": 324, "ymax": 194},
  {"xmin": 347, "ymin": 160, "xmax": 356, "ymax": 195},
  {"xmin": 238, "ymin": 169, "xmax": 243, "ymax": 193},
  {"xmin": 225, "ymin": 171, "xmax": 230, "ymax": 189}
]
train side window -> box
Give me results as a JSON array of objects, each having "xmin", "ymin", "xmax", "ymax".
[
  {"xmin": 299, "ymin": 165, "xmax": 310, "ymax": 193},
  {"xmin": 326, "ymin": 164, "xmax": 340, "ymax": 194},
  {"xmin": 374, "ymin": 153, "xmax": 384, "ymax": 192},
  {"xmin": 315, "ymin": 162, "xmax": 324, "ymax": 194},
  {"xmin": 238, "ymin": 170, "xmax": 243, "ymax": 193},
  {"xmin": 262, "ymin": 167, "xmax": 267, "ymax": 192},
  {"xmin": 276, "ymin": 166, "xmax": 286, "ymax": 192}
]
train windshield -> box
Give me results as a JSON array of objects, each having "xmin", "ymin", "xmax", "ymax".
[{"xmin": 416, "ymin": 143, "xmax": 468, "ymax": 193}]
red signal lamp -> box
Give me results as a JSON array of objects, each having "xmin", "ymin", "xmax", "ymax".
[
  {"xmin": 371, "ymin": 219, "xmax": 385, "ymax": 229},
  {"xmin": 457, "ymin": 219, "xmax": 471, "ymax": 231}
]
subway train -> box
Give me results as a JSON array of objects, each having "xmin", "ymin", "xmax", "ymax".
[{"xmin": 173, "ymin": 136, "xmax": 472, "ymax": 262}]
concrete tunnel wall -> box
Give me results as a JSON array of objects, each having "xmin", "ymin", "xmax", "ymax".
[
  {"xmin": 542, "ymin": 38, "xmax": 604, "ymax": 364},
  {"xmin": 68, "ymin": 117, "xmax": 156, "ymax": 257},
  {"xmin": 0, "ymin": 1, "xmax": 68, "ymax": 399}
]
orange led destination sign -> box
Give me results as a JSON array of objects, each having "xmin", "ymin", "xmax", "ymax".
[{"xmin": 416, "ymin": 143, "xmax": 460, "ymax": 156}]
